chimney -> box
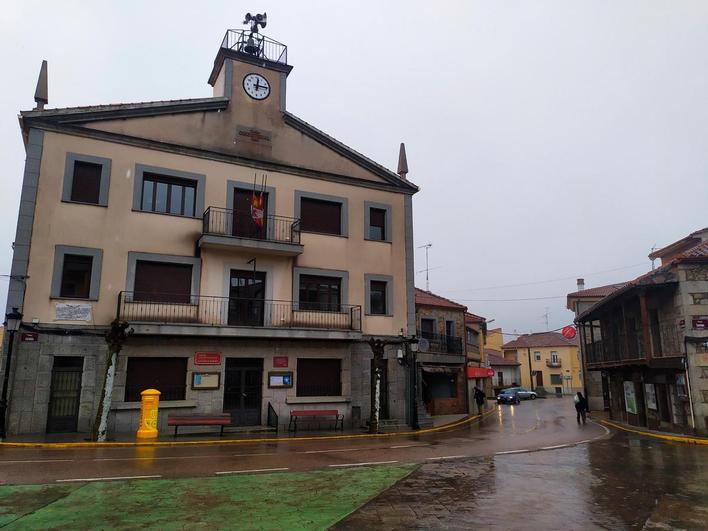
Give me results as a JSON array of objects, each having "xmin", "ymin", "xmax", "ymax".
[
  {"xmin": 397, "ymin": 142, "xmax": 408, "ymax": 179},
  {"xmin": 34, "ymin": 60, "xmax": 48, "ymax": 110},
  {"xmin": 577, "ymin": 278, "xmax": 585, "ymax": 291}
]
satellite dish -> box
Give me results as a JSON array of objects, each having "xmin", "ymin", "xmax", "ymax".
[{"xmin": 418, "ymin": 338, "xmax": 429, "ymax": 353}]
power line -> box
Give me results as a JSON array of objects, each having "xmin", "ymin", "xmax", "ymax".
[
  {"xmin": 440, "ymin": 262, "xmax": 647, "ymax": 293},
  {"xmin": 454, "ymin": 295, "xmax": 566, "ymax": 302}
]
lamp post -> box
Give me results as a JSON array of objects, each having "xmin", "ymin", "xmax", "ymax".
[{"xmin": 0, "ymin": 307, "xmax": 23, "ymax": 439}]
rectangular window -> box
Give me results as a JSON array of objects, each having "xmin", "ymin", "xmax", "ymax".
[
  {"xmin": 300, "ymin": 197, "xmax": 342, "ymax": 235},
  {"xmin": 141, "ymin": 173, "xmax": 197, "ymax": 217},
  {"xmin": 368, "ymin": 208, "xmax": 386, "ymax": 241},
  {"xmin": 133, "ymin": 260, "xmax": 193, "ymax": 303},
  {"xmin": 550, "ymin": 374, "xmax": 563, "ymax": 385},
  {"xmin": 369, "ymin": 280, "xmax": 387, "ymax": 315},
  {"xmin": 420, "ymin": 318, "xmax": 436, "ymax": 338},
  {"xmin": 124, "ymin": 357, "xmax": 187, "ymax": 402},
  {"xmin": 70, "ymin": 161, "xmax": 102, "ymax": 204},
  {"xmin": 551, "ymin": 351, "xmax": 559, "ymax": 363},
  {"xmin": 299, "ymin": 274, "xmax": 341, "ymax": 311},
  {"xmin": 534, "ymin": 351, "xmax": 541, "ymax": 361},
  {"xmin": 59, "ymin": 254, "xmax": 93, "ymax": 299},
  {"xmin": 296, "ymin": 358, "xmax": 342, "ymax": 397}
]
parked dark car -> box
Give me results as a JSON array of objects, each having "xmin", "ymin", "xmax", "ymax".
[{"xmin": 496, "ymin": 389, "xmax": 521, "ymax": 405}]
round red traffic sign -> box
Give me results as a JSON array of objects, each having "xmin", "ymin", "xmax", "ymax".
[{"xmin": 561, "ymin": 325, "xmax": 576, "ymax": 339}]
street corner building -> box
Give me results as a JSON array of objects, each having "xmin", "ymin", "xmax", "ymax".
[
  {"xmin": 572, "ymin": 229, "xmax": 708, "ymax": 436},
  {"xmin": 502, "ymin": 331, "xmax": 582, "ymax": 397},
  {"xmin": 0, "ymin": 23, "xmax": 421, "ymax": 437}
]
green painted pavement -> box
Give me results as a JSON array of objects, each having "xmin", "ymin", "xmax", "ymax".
[{"xmin": 0, "ymin": 465, "xmax": 416, "ymax": 530}]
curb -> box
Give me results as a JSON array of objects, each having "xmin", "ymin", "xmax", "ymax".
[
  {"xmin": 0, "ymin": 410, "xmax": 496, "ymax": 450},
  {"xmin": 599, "ymin": 419, "xmax": 708, "ymax": 445}
]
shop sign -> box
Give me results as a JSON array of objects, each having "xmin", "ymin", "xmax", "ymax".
[
  {"xmin": 273, "ymin": 356, "xmax": 288, "ymax": 368},
  {"xmin": 623, "ymin": 381, "xmax": 638, "ymax": 415},
  {"xmin": 467, "ymin": 367, "xmax": 495, "ymax": 379},
  {"xmin": 195, "ymin": 352, "xmax": 221, "ymax": 365},
  {"xmin": 21, "ymin": 332, "xmax": 39, "ymax": 342},
  {"xmin": 561, "ymin": 325, "xmax": 576, "ymax": 339}
]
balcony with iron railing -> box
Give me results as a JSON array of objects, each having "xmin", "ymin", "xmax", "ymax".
[
  {"xmin": 199, "ymin": 207, "xmax": 303, "ymax": 256},
  {"xmin": 118, "ymin": 292, "xmax": 362, "ymax": 338},
  {"xmin": 220, "ymin": 29, "xmax": 288, "ymax": 65},
  {"xmin": 546, "ymin": 359, "xmax": 562, "ymax": 368},
  {"xmin": 418, "ymin": 331, "xmax": 464, "ymax": 356}
]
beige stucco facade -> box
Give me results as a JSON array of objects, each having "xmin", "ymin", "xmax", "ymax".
[{"xmin": 506, "ymin": 344, "xmax": 582, "ymax": 395}]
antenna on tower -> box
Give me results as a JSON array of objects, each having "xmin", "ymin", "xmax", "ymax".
[
  {"xmin": 417, "ymin": 243, "xmax": 433, "ymax": 291},
  {"xmin": 541, "ymin": 307, "xmax": 550, "ymax": 331},
  {"xmin": 650, "ymin": 244, "xmax": 657, "ymax": 270}
]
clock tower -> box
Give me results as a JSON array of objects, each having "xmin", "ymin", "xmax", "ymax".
[{"xmin": 208, "ymin": 15, "xmax": 292, "ymax": 158}]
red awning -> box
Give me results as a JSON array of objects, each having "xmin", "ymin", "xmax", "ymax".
[{"xmin": 467, "ymin": 367, "xmax": 495, "ymax": 379}]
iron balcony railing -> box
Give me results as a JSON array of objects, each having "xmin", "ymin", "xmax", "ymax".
[
  {"xmin": 221, "ymin": 29, "xmax": 288, "ymax": 64},
  {"xmin": 418, "ymin": 331, "xmax": 464, "ymax": 355},
  {"xmin": 203, "ymin": 207, "xmax": 301, "ymax": 245},
  {"xmin": 118, "ymin": 292, "xmax": 362, "ymax": 332},
  {"xmin": 546, "ymin": 359, "xmax": 562, "ymax": 368}
]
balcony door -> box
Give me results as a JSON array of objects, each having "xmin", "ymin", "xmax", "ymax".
[
  {"xmin": 228, "ymin": 269, "xmax": 266, "ymax": 326},
  {"xmin": 232, "ymin": 188, "xmax": 269, "ymax": 240}
]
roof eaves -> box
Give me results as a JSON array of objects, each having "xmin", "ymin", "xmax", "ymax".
[{"xmin": 283, "ymin": 111, "xmax": 418, "ymax": 193}]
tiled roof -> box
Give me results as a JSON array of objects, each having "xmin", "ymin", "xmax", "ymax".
[
  {"xmin": 648, "ymin": 227, "xmax": 708, "ymax": 260},
  {"xmin": 502, "ymin": 331, "xmax": 578, "ymax": 349},
  {"xmin": 465, "ymin": 312, "xmax": 486, "ymax": 324},
  {"xmin": 682, "ymin": 240, "xmax": 708, "ymax": 258},
  {"xmin": 567, "ymin": 283, "xmax": 627, "ymax": 299},
  {"xmin": 415, "ymin": 288, "xmax": 467, "ymax": 311},
  {"xmin": 486, "ymin": 350, "xmax": 520, "ymax": 366}
]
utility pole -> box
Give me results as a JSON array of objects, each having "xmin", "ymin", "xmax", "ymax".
[
  {"xmin": 542, "ymin": 307, "xmax": 550, "ymax": 331},
  {"xmin": 417, "ymin": 243, "xmax": 432, "ymax": 291}
]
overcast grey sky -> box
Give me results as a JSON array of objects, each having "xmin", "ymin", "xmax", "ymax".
[{"xmin": 1, "ymin": 1, "xmax": 706, "ymax": 336}]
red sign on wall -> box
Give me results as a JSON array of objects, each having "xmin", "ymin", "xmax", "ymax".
[
  {"xmin": 693, "ymin": 318, "xmax": 708, "ymax": 330},
  {"xmin": 21, "ymin": 332, "xmax": 39, "ymax": 342},
  {"xmin": 273, "ymin": 356, "xmax": 288, "ymax": 368},
  {"xmin": 195, "ymin": 352, "xmax": 222, "ymax": 365},
  {"xmin": 467, "ymin": 367, "xmax": 495, "ymax": 379}
]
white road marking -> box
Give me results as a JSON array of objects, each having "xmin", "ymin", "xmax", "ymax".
[
  {"xmin": 541, "ymin": 444, "xmax": 572, "ymax": 450},
  {"xmin": 328, "ymin": 460, "xmax": 398, "ymax": 468},
  {"xmin": 215, "ymin": 467, "xmax": 289, "ymax": 475},
  {"xmin": 0, "ymin": 459, "xmax": 72, "ymax": 464},
  {"xmin": 426, "ymin": 455, "xmax": 466, "ymax": 461},
  {"xmin": 95, "ymin": 455, "xmax": 222, "ymax": 461},
  {"xmin": 300, "ymin": 448, "xmax": 363, "ymax": 454},
  {"xmin": 56, "ymin": 475, "xmax": 161, "ymax": 483},
  {"xmin": 495, "ymin": 449, "xmax": 530, "ymax": 455},
  {"xmin": 390, "ymin": 444, "xmax": 429, "ymax": 449},
  {"xmin": 577, "ymin": 439, "xmax": 592, "ymax": 444}
]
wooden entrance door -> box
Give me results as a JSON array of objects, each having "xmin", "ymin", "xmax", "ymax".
[
  {"xmin": 46, "ymin": 357, "xmax": 83, "ymax": 433},
  {"xmin": 232, "ymin": 188, "xmax": 268, "ymax": 239},
  {"xmin": 535, "ymin": 371, "xmax": 544, "ymax": 388},
  {"xmin": 223, "ymin": 358, "xmax": 263, "ymax": 426}
]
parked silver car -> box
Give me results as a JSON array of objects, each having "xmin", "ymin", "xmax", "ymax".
[{"xmin": 507, "ymin": 387, "xmax": 537, "ymax": 400}]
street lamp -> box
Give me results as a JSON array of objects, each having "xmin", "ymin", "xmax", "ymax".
[{"xmin": 0, "ymin": 307, "xmax": 23, "ymax": 439}]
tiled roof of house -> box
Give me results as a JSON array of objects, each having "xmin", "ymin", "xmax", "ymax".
[
  {"xmin": 682, "ymin": 240, "xmax": 708, "ymax": 258},
  {"xmin": 648, "ymin": 227, "xmax": 708, "ymax": 260},
  {"xmin": 486, "ymin": 350, "xmax": 520, "ymax": 366},
  {"xmin": 465, "ymin": 312, "xmax": 486, "ymax": 324},
  {"xmin": 414, "ymin": 288, "xmax": 467, "ymax": 311},
  {"xmin": 566, "ymin": 283, "xmax": 628, "ymax": 299},
  {"xmin": 502, "ymin": 331, "xmax": 578, "ymax": 349}
]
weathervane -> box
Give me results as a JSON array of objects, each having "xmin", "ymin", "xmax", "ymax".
[{"xmin": 243, "ymin": 12, "xmax": 267, "ymax": 33}]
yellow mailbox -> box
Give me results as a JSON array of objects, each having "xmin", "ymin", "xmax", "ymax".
[{"xmin": 136, "ymin": 388, "xmax": 161, "ymax": 439}]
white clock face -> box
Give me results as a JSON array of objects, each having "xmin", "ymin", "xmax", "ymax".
[{"xmin": 243, "ymin": 73, "xmax": 271, "ymax": 100}]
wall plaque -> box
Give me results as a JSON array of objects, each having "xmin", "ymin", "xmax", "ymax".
[
  {"xmin": 55, "ymin": 303, "xmax": 92, "ymax": 321},
  {"xmin": 235, "ymin": 125, "xmax": 272, "ymax": 146},
  {"xmin": 195, "ymin": 352, "xmax": 222, "ymax": 365},
  {"xmin": 273, "ymin": 356, "xmax": 288, "ymax": 368}
]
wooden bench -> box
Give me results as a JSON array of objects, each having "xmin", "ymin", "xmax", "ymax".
[
  {"xmin": 167, "ymin": 414, "xmax": 232, "ymax": 436},
  {"xmin": 288, "ymin": 409, "xmax": 344, "ymax": 432}
]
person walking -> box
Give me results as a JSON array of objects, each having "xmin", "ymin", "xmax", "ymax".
[
  {"xmin": 473, "ymin": 386, "xmax": 486, "ymax": 414},
  {"xmin": 574, "ymin": 391, "xmax": 588, "ymax": 424}
]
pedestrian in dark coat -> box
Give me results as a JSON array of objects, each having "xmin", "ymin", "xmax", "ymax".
[
  {"xmin": 473, "ymin": 386, "xmax": 486, "ymax": 414},
  {"xmin": 574, "ymin": 392, "xmax": 588, "ymax": 424}
]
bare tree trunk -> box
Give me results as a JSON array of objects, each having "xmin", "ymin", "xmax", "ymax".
[{"xmin": 91, "ymin": 320, "xmax": 130, "ymax": 442}]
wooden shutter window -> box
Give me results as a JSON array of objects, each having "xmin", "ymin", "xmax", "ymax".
[
  {"xmin": 296, "ymin": 358, "xmax": 342, "ymax": 397},
  {"xmin": 133, "ymin": 261, "xmax": 193, "ymax": 303},
  {"xmin": 300, "ymin": 198, "xmax": 341, "ymax": 235},
  {"xmin": 60, "ymin": 254, "xmax": 93, "ymax": 298},
  {"xmin": 71, "ymin": 161, "xmax": 102, "ymax": 204},
  {"xmin": 124, "ymin": 357, "xmax": 188, "ymax": 401}
]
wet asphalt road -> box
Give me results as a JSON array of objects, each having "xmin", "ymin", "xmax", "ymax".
[{"xmin": 0, "ymin": 398, "xmax": 606, "ymax": 485}]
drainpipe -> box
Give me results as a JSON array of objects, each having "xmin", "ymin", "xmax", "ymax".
[{"xmin": 683, "ymin": 336, "xmax": 696, "ymax": 433}]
